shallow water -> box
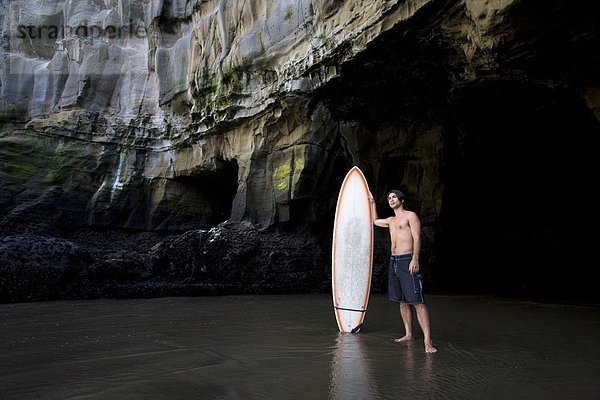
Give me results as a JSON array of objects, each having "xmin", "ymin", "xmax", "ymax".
[{"xmin": 0, "ymin": 294, "xmax": 598, "ymax": 399}]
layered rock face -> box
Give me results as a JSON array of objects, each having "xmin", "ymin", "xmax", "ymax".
[{"xmin": 1, "ymin": 0, "xmax": 598, "ymax": 302}]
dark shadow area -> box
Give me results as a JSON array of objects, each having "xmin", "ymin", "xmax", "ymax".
[
  {"xmin": 437, "ymin": 82, "xmax": 597, "ymax": 302},
  {"xmin": 93, "ymin": 157, "xmax": 239, "ymax": 232},
  {"xmin": 310, "ymin": 1, "xmax": 454, "ymax": 128},
  {"xmin": 169, "ymin": 157, "xmax": 239, "ymax": 229},
  {"xmin": 495, "ymin": 0, "xmax": 600, "ymax": 85}
]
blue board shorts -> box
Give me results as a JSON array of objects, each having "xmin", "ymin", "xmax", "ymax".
[{"xmin": 388, "ymin": 254, "xmax": 425, "ymax": 304}]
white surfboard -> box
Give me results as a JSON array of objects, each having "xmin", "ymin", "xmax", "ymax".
[{"xmin": 331, "ymin": 166, "xmax": 374, "ymax": 333}]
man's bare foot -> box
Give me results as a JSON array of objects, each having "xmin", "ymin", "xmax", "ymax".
[
  {"xmin": 425, "ymin": 344, "xmax": 438, "ymax": 354},
  {"xmin": 393, "ymin": 335, "xmax": 414, "ymax": 342}
]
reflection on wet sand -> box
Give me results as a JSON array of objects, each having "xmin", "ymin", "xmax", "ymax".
[
  {"xmin": 329, "ymin": 333, "xmax": 379, "ymax": 399},
  {"xmin": 397, "ymin": 340, "xmax": 436, "ymax": 396}
]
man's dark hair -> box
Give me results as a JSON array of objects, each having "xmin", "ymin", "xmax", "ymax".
[{"xmin": 387, "ymin": 189, "xmax": 405, "ymax": 199}]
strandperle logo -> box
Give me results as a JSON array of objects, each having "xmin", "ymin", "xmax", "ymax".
[
  {"xmin": 3, "ymin": 0, "xmax": 150, "ymax": 74},
  {"xmin": 5, "ymin": 0, "xmax": 147, "ymax": 42},
  {"xmin": 15, "ymin": 19, "xmax": 147, "ymax": 41}
]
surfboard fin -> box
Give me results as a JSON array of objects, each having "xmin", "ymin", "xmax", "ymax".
[{"xmin": 351, "ymin": 324, "xmax": 362, "ymax": 334}]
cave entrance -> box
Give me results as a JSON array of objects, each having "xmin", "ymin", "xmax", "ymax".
[
  {"xmin": 438, "ymin": 82, "xmax": 596, "ymax": 300},
  {"xmin": 158, "ymin": 158, "xmax": 239, "ymax": 231}
]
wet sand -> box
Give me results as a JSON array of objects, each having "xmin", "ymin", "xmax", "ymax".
[{"xmin": 1, "ymin": 294, "xmax": 598, "ymax": 399}]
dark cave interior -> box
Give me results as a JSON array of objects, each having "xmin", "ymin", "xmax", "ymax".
[
  {"xmin": 438, "ymin": 82, "xmax": 596, "ymax": 300},
  {"xmin": 312, "ymin": 0, "xmax": 598, "ymax": 302}
]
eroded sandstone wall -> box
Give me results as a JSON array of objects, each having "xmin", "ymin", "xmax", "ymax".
[{"xmin": 1, "ymin": 0, "xmax": 439, "ymax": 232}]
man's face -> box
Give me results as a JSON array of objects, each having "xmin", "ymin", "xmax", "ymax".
[{"xmin": 388, "ymin": 193, "xmax": 402, "ymax": 209}]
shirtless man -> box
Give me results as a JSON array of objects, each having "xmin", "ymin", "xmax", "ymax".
[{"xmin": 371, "ymin": 190, "xmax": 437, "ymax": 354}]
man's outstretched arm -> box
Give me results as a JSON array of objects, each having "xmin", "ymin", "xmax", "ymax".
[{"xmin": 370, "ymin": 194, "xmax": 389, "ymax": 227}]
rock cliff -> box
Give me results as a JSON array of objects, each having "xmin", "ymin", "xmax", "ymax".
[{"xmin": 1, "ymin": 0, "xmax": 598, "ymax": 302}]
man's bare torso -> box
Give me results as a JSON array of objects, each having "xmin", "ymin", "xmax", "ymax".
[{"xmin": 387, "ymin": 212, "xmax": 415, "ymax": 255}]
